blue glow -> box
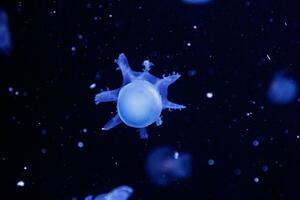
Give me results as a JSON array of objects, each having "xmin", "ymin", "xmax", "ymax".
[
  {"xmin": 0, "ymin": 9, "xmax": 12, "ymax": 55},
  {"xmin": 182, "ymin": 0, "xmax": 212, "ymax": 5},
  {"xmin": 268, "ymin": 74, "xmax": 298, "ymax": 105},
  {"xmin": 95, "ymin": 53, "xmax": 185, "ymax": 138},
  {"xmin": 117, "ymin": 80, "xmax": 162, "ymax": 128},
  {"xmin": 145, "ymin": 146, "xmax": 192, "ymax": 186},
  {"xmin": 85, "ymin": 185, "xmax": 133, "ymax": 200},
  {"xmin": 208, "ymin": 159, "xmax": 215, "ymax": 166}
]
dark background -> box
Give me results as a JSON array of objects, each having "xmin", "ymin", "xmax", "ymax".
[{"xmin": 2, "ymin": 0, "xmax": 300, "ymax": 199}]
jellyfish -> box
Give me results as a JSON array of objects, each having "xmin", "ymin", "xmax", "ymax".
[
  {"xmin": 181, "ymin": 0, "xmax": 212, "ymax": 5},
  {"xmin": 95, "ymin": 53, "xmax": 185, "ymax": 139},
  {"xmin": 145, "ymin": 146, "xmax": 192, "ymax": 186},
  {"xmin": 84, "ymin": 185, "xmax": 134, "ymax": 200},
  {"xmin": 268, "ymin": 73, "xmax": 298, "ymax": 105},
  {"xmin": 0, "ymin": 9, "xmax": 12, "ymax": 55}
]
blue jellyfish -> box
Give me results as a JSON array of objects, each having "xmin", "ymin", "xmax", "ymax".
[
  {"xmin": 268, "ymin": 73, "xmax": 298, "ymax": 105},
  {"xmin": 84, "ymin": 185, "xmax": 133, "ymax": 200},
  {"xmin": 145, "ymin": 146, "xmax": 192, "ymax": 186},
  {"xmin": 95, "ymin": 53, "xmax": 185, "ymax": 139},
  {"xmin": 0, "ymin": 9, "xmax": 12, "ymax": 55},
  {"xmin": 182, "ymin": 0, "xmax": 212, "ymax": 5}
]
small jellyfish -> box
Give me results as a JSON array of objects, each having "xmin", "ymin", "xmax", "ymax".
[
  {"xmin": 182, "ymin": 0, "xmax": 212, "ymax": 5},
  {"xmin": 0, "ymin": 9, "xmax": 12, "ymax": 55},
  {"xmin": 145, "ymin": 146, "xmax": 192, "ymax": 186},
  {"xmin": 85, "ymin": 185, "xmax": 134, "ymax": 200},
  {"xmin": 268, "ymin": 73, "xmax": 298, "ymax": 105},
  {"xmin": 94, "ymin": 53, "xmax": 185, "ymax": 139}
]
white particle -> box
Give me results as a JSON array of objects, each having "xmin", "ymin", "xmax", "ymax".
[
  {"xmin": 82, "ymin": 128, "xmax": 88, "ymax": 133},
  {"xmin": 8, "ymin": 87, "xmax": 14, "ymax": 93},
  {"xmin": 297, "ymin": 135, "xmax": 300, "ymax": 139},
  {"xmin": 193, "ymin": 25, "xmax": 197, "ymax": 29},
  {"xmin": 16, "ymin": 180, "xmax": 25, "ymax": 187},
  {"xmin": 108, "ymin": 14, "xmax": 112, "ymax": 18},
  {"xmin": 71, "ymin": 46, "xmax": 76, "ymax": 52},
  {"xmin": 254, "ymin": 177, "xmax": 260, "ymax": 183},
  {"xmin": 78, "ymin": 141, "xmax": 84, "ymax": 148},
  {"xmin": 174, "ymin": 151, "xmax": 179, "ymax": 159},
  {"xmin": 24, "ymin": 166, "xmax": 27, "ymax": 170},
  {"xmin": 206, "ymin": 92, "xmax": 213, "ymax": 98},
  {"xmin": 284, "ymin": 22, "xmax": 288, "ymax": 26},
  {"xmin": 246, "ymin": 112, "xmax": 252, "ymax": 116},
  {"xmin": 89, "ymin": 83, "xmax": 96, "ymax": 89},
  {"xmin": 252, "ymin": 140, "xmax": 259, "ymax": 147},
  {"xmin": 266, "ymin": 54, "xmax": 271, "ymax": 60},
  {"xmin": 187, "ymin": 42, "xmax": 191, "ymax": 47}
]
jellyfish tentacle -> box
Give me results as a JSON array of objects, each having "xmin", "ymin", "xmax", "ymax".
[
  {"xmin": 156, "ymin": 116, "xmax": 163, "ymax": 126},
  {"xmin": 115, "ymin": 53, "xmax": 133, "ymax": 85},
  {"xmin": 156, "ymin": 73, "xmax": 181, "ymax": 98},
  {"xmin": 95, "ymin": 88, "xmax": 120, "ymax": 104},
  {"xmin": 102, "ymin": 114, "xmax": 122, "ymax": 131},
  {"xmin": 139, "ymin": 128, "xmax": 149, "ymax": 139},
  {"xmin": 142, "ymin": 60, "xmax": 154, "ymax": 71},
  {"xmin": 163, "ymin": 100, "xmax": 186, "ymax": 110}
]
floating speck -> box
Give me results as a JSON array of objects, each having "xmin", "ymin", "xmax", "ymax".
[
  {"xmin": 71, "ymin": 46, "xmax": 76, "ymax": 52},
  {"xmin": 78, "ymin": 141, "xmax": 84, "ymax": 148},
  {"xmin": 252, "ymin": 140, "xmax": 259, "ymax": 147},
  {"xmin": 16, "ymin": 180, "xmax": 25, "ymax": 187},
  {"xmin": 208, "ymin": 159, "xmax": 215, "ymax": 166},
  {"xmin": 254, "ymin": 177, "xmax": 260, "ymax": 183},
  {"xmin": 206, "ymin": 92, "xmax": 213, "ymax": 98},
  {"xmin": 89, "ymin": 83, "xmax": 96, "ymax": 89}
]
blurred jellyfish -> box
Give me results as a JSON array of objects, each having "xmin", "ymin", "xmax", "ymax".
[
  {"xmin": 182, "ymin": 0, "xmax": 212, "ymax": 5},
  {"xmin": 0, "ymin": 9, "xmax": 12, "ymax": 55},
  {"xmin": 84, "ymin": 185, "xmax": 134, "ymax": 200},
  {"xmin": 268, "ymin": 73, "xmax": 298, "ymax": 105},
  {"xmin": 145, "ymin": 146, "xmax": 192, "ymax": 186}
]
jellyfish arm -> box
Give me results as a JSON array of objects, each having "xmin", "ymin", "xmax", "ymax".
[
  {"xmin": 95, "ymin": 89, "xmax": 120, "ymax": 104},
  {"xmin": 156, "ymin": 73, "xmax": 186, "ymax": 110},
  {"xmin": 102, "ymin": 114, "xmax": 122, "ymax": 131},
  {"xmin": 115, "ymin": 53, "xmax": 134, "ymax": 85}
]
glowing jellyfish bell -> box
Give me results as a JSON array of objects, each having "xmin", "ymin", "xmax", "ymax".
[
  {"xmin": 95, "ymin": 53, "xmax": 185, "ymax": 139},
  {"xmin": 145, "ymin": 146, "xmax": 192, "ymax": 186},
  {"xmin": 268, "ymin": 73, "xmax": 298, "ymax": 105}
]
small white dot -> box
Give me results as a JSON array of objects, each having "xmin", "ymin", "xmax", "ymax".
[
  {"xmin": 78, "ymin": 141, "xmax": 84, "ymax": 148},
  {"xmin": 71, "ymin": 46, "xmax": 76, "ymax": 52},
  {"xmin": 206, "ymin": 92, "xmax": 213, "ymax": 98},
  {"xmin": 82, "ymin": 128, "xmax": 88, "ymax": 133},
  {"xmin": 89, "ymin": 83, "xmax": 96, "ymax": 89},
  {"xmin": 174, "ymin": 151, "xmax": 179, "ymax": 159},
  {"xmin": 252, "ymin": 140, "xmax": 259, "ymax": 147},
  {"xmin": 8, "ymin": 87, "xmax": 14, "ymax": 92},
  {"xmin": 254, "ymin": 177, "xmax": 260, "ymax": 183},
  {"xmin": 193, "ymin": 25, "xmax": 197, "ymax": 29},
  {"xmin": 16, "ymin": 180, "xmax": 25, "ymax": 187},
  {"xmin": 187, "ymin": 42, "xmax": 191, "ymax": 47}
]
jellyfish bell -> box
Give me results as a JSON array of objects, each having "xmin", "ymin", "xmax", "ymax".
[{"xmin": 117, "ymin": 80, "xmax": 163, "ymax": 128}]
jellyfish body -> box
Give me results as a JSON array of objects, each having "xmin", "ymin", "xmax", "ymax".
[
  {"xmin": 95, "ymin": 53, "xmax": 185, "ymax": 139},
  {"xmin": 145, "ymin": 146, "xmax": 192, "ymax": 186},
  {"xmin": 84, "ymin": 185, "xmax": 133, "ymax": 200},
  {"xmin": 0, "ymin": 9, "xmax": 12, "ymax": 55},
  {"xmin": 268, "ymin": 73, "xmax": 298, "ymax": 105}
]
